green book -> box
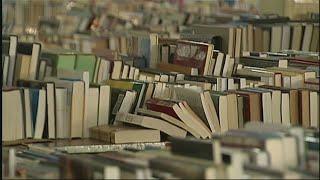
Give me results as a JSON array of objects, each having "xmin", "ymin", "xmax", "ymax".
[
  {"xmin": 57, "ymin": 54, "xmax": 76, "ymax": 71},
  {"xmin": 75, "ymin": 54, "xmax": 97, "ymax": 82},
  {"xmin": 41, "ymin": 50, "xmax": 77, "ymax": 76},
  {"xmin": 103, "ymin": 79, "xmax": 146, "ymax": 114},
  {"xmin": 109, "ymin": 87, "xmax": 127, "ymax": 124}
]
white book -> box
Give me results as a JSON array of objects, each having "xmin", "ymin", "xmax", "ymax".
[
  {"xmin": 23, "ymin": 88, "xmax": 33, "ymax": 138},
  {"xmin": 121, "ymin": 65, "xmax": 129, "ymax": 79},
  {"xmin": 213, "ymin": 53, "xmax": 224, "ymax": 76},
  {"xmin": 200, "ymin": 92, "xmax": 220, "ymax": 133},
  {"xmin": 118, "ymin": 91, "xmax": 137, "ymax": 113},
  {"xmin": 241, "ymin": 26, "xmax": 248, "ymax": 51},
  {"xmin": 2, "ymin": 55, "xmax": 9, "ymax": 86},
  {"xmin": 310, "ymin": 91, "xmax": 319, "ymax": 128},
  {"xmin": 34, "ymin": 89, "xmax": 47, "ymax": 139},
  {"xmin": 281, "ymin": 25, "xmax": 291, "ymax": 50},
  {"xmin": 134, "ymin": 68, "xmax": 140, "ymax": 80},
  {"xmin": 271, "ymin": 26, "xmax": 282, "ymax": 52},
  {"xmin": 2, "ymin": 89, "xmax": 24, "ymax": 141},
  {"xmin": 281, "ymin": 93, "xmax": 291, "ymax": 126},
  {"xmin": 234, "ymin": 28, "xmax": 242, "ymax": 58},
  {"xmin": 111, "ymin": 61, "xmax": 122, "ymax": 80},
  {"xmin": 261, "ymin": 92, "xmax": 272, "ymax": 124},
  {"xmin": 128, "ymin": 66, "xmax": 135, "ymax": 80},
  {"xmin": 301, "ymin": 24, "xmax": 313, "ymax": 51},
  {"xmin": 87, "ymin": 88, "xmax": 99, "ymax": 135},
  {"xmin": 46, "ymin": 83, "xmax": 56, "ymax": 139},
  {"xmin": 29, "ymin": 43, "xmax": 41, "ymax": 80},
  {"xmin": 98, "ymin": 85, "xmax": 111, "ymax": 125},
  {"xmin": 228, "ymin": 28, "xmax": 235, "ymax": 57},
  {"xmin": 221, "ymin": 78, "xmax": 228, "ymax": 91},
  {"xmin": 55, "ymin": 88, "xmax": 70, "ymax": 139},
  {"xmin": 218, "ymin": 95, "xmax": 229, "ymax": 133},
  {"xmin": 271, "ymin": 90, "xmax": 282, "ymax": 124},
  {"xmin": 227, "ymin": 78, "xmax": 235, "ymax": 90}
]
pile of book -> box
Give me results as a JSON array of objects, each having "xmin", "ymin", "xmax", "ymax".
[{"xmin": 2, "ymin": 28, "xmax": 319, "ymax": 143}]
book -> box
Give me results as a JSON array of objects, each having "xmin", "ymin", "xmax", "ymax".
[
  {"xmin": 75, "ymin": 54, "xmax": 97, "ymax": 82},
  {"xmin": 173, "ymin": 40, "xmax": 214, "ymax": 75},
  {"xmin": 270, "ymin": 25, "xmax": 282, "ymax": 52},
  {"xmin": 301, "ymin": 24, "xmax": 313, "ymax": 51},
  {"xmin": 89, "ymin": 125, "xmax": 160, "ymax": 144},
  {"xmin": 290, "ymin": 24, "xmax": 303, "ymax": 50},
  {"xmin": 115, "ymin": 112, "xmax": 187, "ymax": 138},
  {"xmin": 137, "ymin": 108, "xmax": 200, "ymax": 138},
  {"xmin": 2, "ymin": 88, "xmax": 25, "ymax": 141},
  {"xmin": 2, "ymin": 55, "xmax": 10, "ymax": 86},
  {"xmin": 87, "ymin": 88, "xmax": 99, "ymax": 131},
  {"xmin": 55, "ymin": 88, "xmax": 70, "ymax": 138}
]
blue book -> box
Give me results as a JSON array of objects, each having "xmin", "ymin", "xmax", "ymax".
[{"xmin": 29, "ymin": 88, "xmax": 39, "ymax": 132}]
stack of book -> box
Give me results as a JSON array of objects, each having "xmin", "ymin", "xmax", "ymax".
[{"xmin": 2, "ymin": 33, "xmax": 319, "ymax": 145}]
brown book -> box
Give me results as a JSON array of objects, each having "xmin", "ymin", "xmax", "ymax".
[
  {"xmin": 92, "ymin": 48, "xmax": 118, "ymax": 61},
  {"xmin": 254, "ymin": 26, "xmax": 263, "ymax": 52},
  {"xmin": 234, "ymin": 90, "xmax": 262, "ymax": 122},
  {"xmin": 157, "ymin": 63, "xmax": 193, "ymax": 75},
  {"xmin": 89, "ymin": 125, "xmax": 160, "ymax": 144},
  {"xmin": 299, "ymin": 89, "xmax": 310, "ymax": 128},
  {"xmin": 289, "ymin": 89, "xmax": 299, "ymax": 126}
]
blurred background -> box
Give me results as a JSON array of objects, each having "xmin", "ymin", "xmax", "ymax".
[{"xmin": 2, "ymin": 0, "xmax": 319, "ymax": 43}]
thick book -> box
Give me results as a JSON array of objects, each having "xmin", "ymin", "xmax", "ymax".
[
  {"xmin": 89, "ymin": 125, "xmax": 160, "ymax": 144},
  {"xmin": 2, "ymin": 88, "xmax": 25, "ymax": 141}
]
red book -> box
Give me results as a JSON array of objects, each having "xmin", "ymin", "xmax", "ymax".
[
  {"xmin": 173, "ymin": 40, "xmax": 213, "ymax": 75},
  {"xmin": 146, "ymin": 98, "xmax": 180, "ymax": 119}
]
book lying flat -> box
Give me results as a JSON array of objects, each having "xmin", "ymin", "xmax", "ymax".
[{"xmin": 89, "ymin": 125, "xmax": 160, "ymax": 144}]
